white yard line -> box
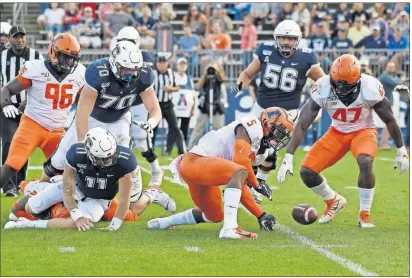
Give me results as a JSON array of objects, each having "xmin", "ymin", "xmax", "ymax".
[
  {"xmin": 344, "ymin": 186, "xmax": 359, "ymax": 190},
  {"xmin": 184, "ymin": 246, "xmax": 203, "ymax": 253},
  {"xmin": 58, "ymin": 246, "xmax": 76, "ymax": 253},
  {"xmin": 140, "ymin": 163, "xmax": 379, "ymax": 277}
]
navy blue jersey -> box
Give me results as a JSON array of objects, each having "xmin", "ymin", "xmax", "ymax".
[
  {"xmin": 85, "ymin": 58, "xmax": 154, "ymax": 123},
  {"xmin": 66, "ymin": 143, "xmax": 137, "ymax": 200},
  {"xmin": 254, "ymin": 42, "xmax": 319, "ymax": 110},
  {"xmin": 142, "ymin": 50, "xmax": 154, "ymax": 68}
]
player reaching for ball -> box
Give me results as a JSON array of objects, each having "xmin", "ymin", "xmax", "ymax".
[
  {"xmin": 148, "ymin": 107, "xmax": 295, "ymax": 239},
  {"xmin": 277, "ymin": 54, "xmax": 409, "ymax": 228}
]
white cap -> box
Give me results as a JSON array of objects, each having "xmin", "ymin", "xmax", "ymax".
[
  {"xmin": 0, "ymin": 22, "xmax": 12, "ymax": 35},
  {"xmin": 177, "ymin": 57, "xmax": 188, "ymax": 64}
]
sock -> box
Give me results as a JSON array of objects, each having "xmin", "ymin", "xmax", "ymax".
[
  {"xmin": 223, "ymin": 188, "xmax": 242, "ymax": 230},
  {"xmin": 150, "ymin": 159, "xmax": 161, "ymax": 173},
  {"xmin": 358, "ymin": 187, "xmax": 375, "ymax": 212},
  {"xmin": 24, "ymin": 219, "xmax": 48, "ymax": 229},
  {"xmin": 158, "ymin": 208, "xmax": 197, "ymax": 229},
  {"xmin": 256, "ymin": 169, "xmax": 268, "ymax": 181},
  {"xmin": 310, "ymin": 180, "xmax": 335, "ymax": 201}
]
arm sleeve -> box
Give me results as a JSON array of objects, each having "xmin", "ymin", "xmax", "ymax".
[
  {"xmin": 16, "ymin": 62, "xmax": 32, "ymax": 87},
  {"xmin": 65, "ymin": 145, "xmax": 78, "ymax": 170},
  {"xmin": 139, "ymin": 67, "xmax": 155, "ymax": 92},
  {"xmin": 233, "ymin": 139, "xmax": 259, "ymax": 187},
  {"xmin": 84, "ymin": 63, "xmax": 102, "ymax": 93}
]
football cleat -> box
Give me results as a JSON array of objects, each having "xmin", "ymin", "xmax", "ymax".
[
  {"xmin": 144, "ymin": 185, "xmax": 176, "ymax": 213},
  {"xmin": 219, "ymin": 227, "xmax": 258, "ymax": 240},
  {"xmin": 4, "ymin": 217, "xmax": 30, "ymax": 230},
  {"xmin": 318, "ymin": 193, "xmax": 347, "ymax": 224},
  {"xmin": 149, "ymin": 168, "xmax": 164, "ymax": 187},
  {"xmin": 358, "ymin": 210, "xmax": 375, "ymax": 228},
  {"xmin": 8, "ymin": 213, "xmax": 18, "ymax": 221},
  {"xmin": 147, "ymin": 218, "xmax": 162, "ymax": 230}
]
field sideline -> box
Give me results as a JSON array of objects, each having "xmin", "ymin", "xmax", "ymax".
[{"xmin": 0, "ymin": 148, "xmax": 409, "ymax": 276}]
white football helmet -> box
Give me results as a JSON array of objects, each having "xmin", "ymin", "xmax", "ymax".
[
  {"xmin": 84, "ymin": 127, "xmax": 118, "ymax": 168},
  {"xmin": 0, "ymin": 22, "xmax": 12, "ymax": 35},
  {"xmin": 109, "ymin": 40, "xmax": 144, "ymax": 86},
  {"xmin": 117, "ymin": 26, "xmax": 141, "ymax": 48},
  {"xmin": 273, "ymin": 20, "xmax": 302, "ymax": 56}
]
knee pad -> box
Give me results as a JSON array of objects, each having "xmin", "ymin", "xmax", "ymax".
[
  {"xmin": 43, "ymin": 158, "xmax": 64, "ymax": 179},
  {"xmin": 141, "ymin": 148, "xmax": 158, "ymax": 163},
  {"xmin": 258, "ymin": 153, "xmax": 277, "ymax": 171}
]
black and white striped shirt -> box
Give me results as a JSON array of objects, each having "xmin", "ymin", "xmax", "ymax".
[
  {"xmin": 154, "ymin": 68, "xmax": 176, "ymax": 103},
  {"xmin": 0, "ymin": 47, "xmax": 43, "ymax": 105}
]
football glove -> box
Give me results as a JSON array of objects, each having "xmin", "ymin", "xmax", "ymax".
[
  {"xmin": 393, "ymin": 84, "xmax": 409, "ymax": 101},
  {"xmin": 229, "ymin": 82, "xmax": 243, "ymax": 96},
  {"xmin": 258, "ymin": 212, "xmax": 276, "ymax": 231},
  {"xmin": 277, "ymin": 153, "xmax": 294, "ymax": 184},
  {"xmin": 255, "ymin": 179, "xmax": 272, "ymax": 201},
  {"xmin": 394, "ymin": 146, "xmax": 409, "ymax": 174},
  {"xmin": 133, "ymin": 120, "xmax": 154, "ymax": 138},
  {"xmin": 2, "ymin": 104, "xmax": 19, "ymax": 118}
]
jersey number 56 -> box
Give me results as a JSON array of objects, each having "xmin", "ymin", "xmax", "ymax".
[{"xmin": 263, "ymin": 63, "xmax": 298, "ymax": 92}]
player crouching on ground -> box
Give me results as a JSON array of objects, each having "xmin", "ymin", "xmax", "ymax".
[
  {"xmin": 4, "ymin": 127, "xmax": 174, "ymax": 231},
  {"xmin": 148, "ymin": 107, "xmax": 295, "ymax": 239},
  {"xmin": 277, "ymin": 54, "xmax": 409, "ymax": 228}
]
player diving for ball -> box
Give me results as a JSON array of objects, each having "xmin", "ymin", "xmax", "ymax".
[
  {"xmin": 277, "ymin": 54, "xmax": 409, "ymax": 228},
  {"xmin": 148, "ymin": 107, "xmax": 295, "ymax": 239},
  {"xmin": 231, "ymin": 20, "xmax": 326, "ymax": 203},
  {"xmin": 4, "ymin": 127, "xmax": 175, "ymax": 231}
]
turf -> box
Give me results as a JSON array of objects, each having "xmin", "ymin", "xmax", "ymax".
[{"xmin": 0, "ymin": 148, "xmax": 409, "ymax": 276}]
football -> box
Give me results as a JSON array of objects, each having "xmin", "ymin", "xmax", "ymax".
[{"xmin": 292, "ymin": 204, "xmax": 318, "ymax": 225}]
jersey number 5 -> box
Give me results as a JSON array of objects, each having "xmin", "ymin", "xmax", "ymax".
[
  {"xmin": 332, "ymin": 107, "xmax": 362, "ymax": 123},
  {"xmin": 45, "ymin": 84, "xmax": 74, "ymax": 110}
]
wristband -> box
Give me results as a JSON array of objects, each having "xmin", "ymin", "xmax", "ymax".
[
  {"xmin": 1, "ymin": 99, "xmax": 12, "ymax": 108},
  {"xmin": 70, "ymin": 208, "xmax": 83, "ymax": 222},
  {"xmin": 109, "ymin": 217, "xmax": 122, "ymax": 231},
  {"xmin": 147, "ymin": 118, "xmax": 158, "ymax": 129},
  {"xmin": 397, "ymin": 146, "xmax": 407, "ymax": 154}
]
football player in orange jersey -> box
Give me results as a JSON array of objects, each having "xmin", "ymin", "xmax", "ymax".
[
  {"xmin": 278, "ymin": 54, "xmax": 409, "ymax": 228},
  {"xmin": 0, "ymin": 33, "xmax": 85, "ymax": 189}
]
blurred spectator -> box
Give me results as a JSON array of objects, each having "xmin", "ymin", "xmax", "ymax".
[
  {"xmin": 207, "ymin": 4, "xmax": 233, "ymax": 34},
  {"xmin": 332, "ymin": 3, "xmax": 351, "ymax": 26},
  {"xmin": 43, "ymin": 3, "xmax": 65, "ymax": 39},
  {"xmin": 104, "ymin": 3, "xmax": 135, "ymax": 48},
  {"xmin": 98, "ymin": 3, "xmax": 114, "ymax": 22},
  {"xmin": 183, "ymin": 4, "xmax": 208, "ymax": 47},
  {"xmin": 354, "ymin": 24, "xmax": 386, "ymax": 50},
  {"xmin": 351, "ymin": 4, "xmax": 370, "ymax": 23},
  {"xmin": 292, "ymin": 3, "xmax": 311, "ymax": 38},
  {"xmin": 369, "ymin": 3, "xmax": 390, "ymax": 20},
  {"xmin": 152, "ymin": 4, "xmax": 161, "ymax": 20},
  {"xmin": 135, "ymin": 3, "xmax": 149, "ymax": 19},
  {"xmin": 277, "ymin": 3, "xmax": 294, "ymax": 23},
  {"xmin": 177, "ymin": 26, "xmax": 201, "ymax": 74},
  {"xmin": 227, "ymin": 3, "xmax": 251, "ymax": 20},
  {"xmin": 331, "ymin": 27, "xmax": 353, "ymax": 55},
  {"xmin": 240, "ymin": 15, "xmax": 257, "ymax": 68},
  {"xmin": 347, "ymin": 16, "xmax": 370, "ymax": 45},
  {"xmin": 360, "ymin": 59, "xmax": 373, "ymax": 75},
  {"xmin": 330, "ymin": 15, "xmax": 349, "ymax": 39},
  {"xmin": 388, "ymin": 27, "xmax": 409, "ymax": 66},
  {"xmin": 308, "ymin": 23, "xmax": 331, "ymax": 71},
  {"xmin": 369, "ymin": 11, "xmax": 389, "ymax": 40},
  {"xmin": 125, "ymin": 4, "xmax": 138, "ymax": 19},
  {"xmin": 136, "ymin": 6, "xmax": 157, "ymax": 50},
  {"xmin": 157, "ymin": 3, "xmax": 176, "ymax": 29},
  {"xmin": 251, "ymin": 4, "xmax": 269, "ymax": 30},
  {"xmin": 77, "ymin": 6, "xmax": 102, "ymax": 49},
  {"xmin": 0, "ymin": 22, "xmax": 12, "ymax": 51},
  {"xmin": 311, "ymin": 3, "xmax": 331, "ymax": 36},
  {"xmin": 391, "ymin": 11, "xmax": 410, "ymax": 38},
  {"xmin": 64, "ymin": 3, "xmax": 82, "ymax": 33},
  {"xmin": 81, "ymin": 3, "xmax": 97, "ymax": 18},
  {"xmin": 269, "ymin": 3, "xmax": 283, "ymax": 25},
  {"xmin": 391, "ymin": 3, "xmax": 410, "ymax": 19},
  {"xmin": 172, "ymin": 57, "xmax": 196, "ymax": 144},
  {"xmin": 202, "ymin": 20, "xmax": 231, "ymax": 70},
  {"xmin": 378, "ymin": 62, "xmax": 406, "ymax": 149}
]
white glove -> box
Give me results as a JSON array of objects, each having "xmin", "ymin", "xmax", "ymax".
[
  {"xmin": 393, "ymin": 84, "xmax": 409, "ymax": 95},
  {"xmin": 132, "ymin": 120, "xmax": 154, "ymax": 138},
  {"xmin": 394, "ymin": 146, "xmax": 409, "ymax": 174},
  {"xmin": 2, "ymin": 105, "xmax": 19, "ymax": 118},
  {"xmin": 277, "ymin": 153, "xmax": 294, "ymax": 184}
]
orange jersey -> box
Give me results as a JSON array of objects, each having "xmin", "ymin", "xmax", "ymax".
[
  {"xmin": 311, "ymin": 74, "xmax": 385, "ymax": 133},
  {"xmin": 17, "ymin": 60, "xmax": 86, "ymax": 130},
  {"xmin": 210, "ymin": 33, "xmax": 231, "ymax": 50}
]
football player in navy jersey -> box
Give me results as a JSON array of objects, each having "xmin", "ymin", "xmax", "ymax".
[
  {"xmin": 4, "ymin": 128, "xmax": 137, "ymax": 231},
  {"xmin": 231, "ymin": 20, "xmax": 326, "ymax": 203}
]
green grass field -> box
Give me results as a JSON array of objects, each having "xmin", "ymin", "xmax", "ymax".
[{"xmin": 0, "ymin": 148, "xmax": 409, "ymax": 276}]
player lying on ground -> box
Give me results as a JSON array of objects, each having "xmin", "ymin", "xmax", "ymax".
[
  {"xmin": 4, "ymin": 127, "xmax": 170, "ymax": 231},
  {"xmin": 277, "ymin": 54, "xmax": 409, "ymax": 228},
  {"xmin": 7, "ymin": 175, "xmax": 175, "ymax": 224},
  {"xmin": 0, "ymin": 33, "xmax": 84, "ymax": 189},
  {"xmin": 148, "ymin": 107, "xmax": 294, "ymax": 239},
  {"xmin": 230, "ymin": 20, "xmax": 326, "ymax": 204}
]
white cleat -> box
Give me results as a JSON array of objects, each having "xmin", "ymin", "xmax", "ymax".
[
  {"xmin": 4, "ymin": 217, "xmax": 30, "ymax": 230},
  {"xmin": 318, "ymin": 194, "xmax": 347, "ymax": 224},
  {"xmin": 147, "ymin": 219, "xmax": 162, "ymax": 230},
  {"xmin": 145, "ymin": 185, "xmax": 176, "ymax": 213},
  {"xmin": 8, "ymin": 213, "xmax": 18, "ymax": 221},
  {"xmin": 219, "ymin": 227, "xmax": 258, "ymax": 240},
  {"xmin": 150, "ymin": 169, "xmax": 164, "ymax": 187},
  {"xmin": 358, "ymin": 211, "xmax": 375, "ymax": 228}
]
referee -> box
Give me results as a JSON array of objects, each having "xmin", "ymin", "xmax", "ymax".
[
  {"xmin": 153, "ymin": 53, "xmax": 186, "ymax": 155},
  {"xmin": 0, "ymin": 26, "xmax": 43, "ymax": 197}
]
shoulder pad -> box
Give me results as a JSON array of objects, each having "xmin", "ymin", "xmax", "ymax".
[
  {"xmin": 360, "ymin": 74, "xmax": 385, "ymax": 102},
  {"xmin": 19, "ymin": 60, "xmax": 43, "ymax": 79},
  {"xmin": 139, "ymin": 65, "xmax": 155, "ymax": 86}
]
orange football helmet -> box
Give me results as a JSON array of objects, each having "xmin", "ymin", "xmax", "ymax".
[
  {"xmin": 48, "ymin": 33, "xmax": 81, "ymax": 74},
  {"xmin": 330, "ymin": 54, "xmax": 361, "ymax": 104},
  {"xmin": 260, "ymin": 107, "xmax": 294, "ymax": 150}
]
